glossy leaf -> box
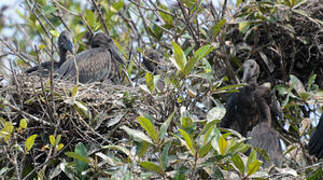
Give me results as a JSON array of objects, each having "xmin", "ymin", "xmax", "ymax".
[
  {"xmin": 218, "ymin": 135, "xmax": 227, "ymax": 155},
  {"xmin": 137, "ymin": 141, "xmax": 151, "ymax": 158},
  {"xmin": 137, "ymin": 116, "xmax": 158, "ymax": 142},
  {"xmin": 246, "ymin": 160, "xmax": 262, "ymax": 177},
  {"xmin": 212, "ymin": 19, "xmax": 226, "ymax": 37},
  {"xmin": 49, "ymin": 30, "xmax": 60, "ymax": 37},
  {"xmin": 183, "ymin": 44, "xmax": 214, "ymax": 75},
  {"xmin": 25, "ymin": 134, "xmax": 38, "ymax": 153},
  {"xmin": 145, "ymin": 72, "xmax": 155, "ymax": 93},
  {"xmin": 102, "ymin": 145, "xmax": 131, "ymax": 158},
  {"xmin": 19, "ymin": 118, "xmax": 27, "ymax": 129},
  {"xmin": 65, "ymin": 152, "xmax": 90, "ymax": 163},
  {"xmin": 171, "ymin": 42, "xmax": 186, "ymax": 71},
  {"xmin": 57, "ymin": 144, "xmax": 64, "ymax": 151},
  {"xmin": 140, "ymin": 161, "xmax": 164, "ymax": 175},
  {"xmin": 121, "ymin": 125, "xmax": 153, "ymax": 144},
  {"xmin": 161, "ymin": 141, "xmax": 171, "ymax": 170},
  {"xmin": 49, "ymin": 135, "xmax": 55, "ymax": 146},
  {"xmin": 231, "ymin": 154, "xmax": 245, "ymax": 175},
  {"xmin": 179, "ymin": 129, "xmax": 195, "ymax": 155},
  {"xmin": 71, "ymin": 85, "xmax": 78, "ymax": 97},
  {"xmin": 239, "ymin": 22, "xmax": 250, "ymax": 33},
  {"xmin": 198, "ymin": 142, "xmax": 212, "ymax": 158}
]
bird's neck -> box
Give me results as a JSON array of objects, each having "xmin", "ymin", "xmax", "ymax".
[{"xmin": 58, "ymin": 50, "xmax": 67, "ymax": 66}]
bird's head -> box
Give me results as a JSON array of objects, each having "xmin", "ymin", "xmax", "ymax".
[
  {"xmin": 58, "ymin": 30, "xmax": 74, "ymax": 54},
  {"xmin": 241, "ymin": 59, "xmax": 260, "ymax": 85},
  {"xmin": 91, "ymin": 32, "xmax": 125, "ymax": 65}
]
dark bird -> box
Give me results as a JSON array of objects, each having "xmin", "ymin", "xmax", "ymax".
[
  {"xmin": 308, "ymin": 114, "xmax": 323, "ymax": 159},
  {"xmin": 25, "ymin": 31, "xmax": 73, "ymax": 75},
  {"xmin": 220, "ymin": 59, "xmax": 282, "ymax": 167},
  {"xmin": 56, "ymin": 32, "xmax": 125, "ymax": 83}
]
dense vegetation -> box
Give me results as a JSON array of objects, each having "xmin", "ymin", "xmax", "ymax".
[{"xmin": 0, "ymin": 0, "xmax": 322, "ymax": 179}]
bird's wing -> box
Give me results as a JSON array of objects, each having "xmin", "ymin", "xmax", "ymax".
[
  {"xmin": 26, "ymin": 61, "xmax": 54, "ymax": 73},
  {"xmin": 57, "ymin": 48, "xmax": 120, "ymax": 83}
]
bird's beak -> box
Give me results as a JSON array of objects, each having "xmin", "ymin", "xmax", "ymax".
[
  {"xmin": 110, "ymin": 43, "xmax": 125, "ymax": 65},
  {"xmin": 241, "ymin": 67, "xmax": 249, "ymax": 83},
  {"xmin": 65, "ymin": 40, "xmax": 74, "ymax": 54}
]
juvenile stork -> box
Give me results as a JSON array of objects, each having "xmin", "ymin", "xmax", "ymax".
[
  {"xmin": 25, "ymin": 31, "xmax": 73, "ymax": 75},
  {"xmin": 220, "ymin": 59, "xmax": 282, "ymax": 167},
  {"xmin": 57, "ymin": 32, "xmax": 125, "ymax": 84}
]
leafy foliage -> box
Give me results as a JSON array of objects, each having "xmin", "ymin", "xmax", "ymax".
[{"xmin": 0, "ymin": 0, "xmax": 322, "ymax": 179}]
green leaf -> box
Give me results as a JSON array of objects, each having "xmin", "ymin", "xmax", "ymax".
[
  {"xmin": 85, "ymin": 9, "xmax": 96, "ymax": 29},
  {"xmin": 19, "ymin": 119, "xmax": 27, "ymax": 129},
  {"xmin": 183, "ymin": 44, "xmax": 214, "ymax": 75},
  {"xmin": 247, "ymin": 149, "xmax": 262, "ymax": 176},
  {"xmin": 239, "ymin": 22, "xmax": 250, "ymax": 33},
  {"xmin": 102, "ymin": 145, "xmax": 131, "ymax": 158},
  {"xmin": 290, "ymin": 74, "xmax": 306, "ymax": 95},
  {"xmin": 74, "ymin": 100, "xmax": 91, "ymax": 119},
  {"xmin": 120, "ymin": 125, "xmax": 153, "ymax": 144},
  {"xmin": 212, "ymin": 19, "xmax": 226, "ymax": 37},
  {"xmin": 236, "ymin": 0, "xmax": 243, "ymax": 7},
  {"xmin": 65, "ymin": 152, "xmax": 90, "ymax": 163},
  {"xmin": 137, "ymin": 116, "xmax": 158, "ymax": 142},
  {"xmin": 171, "ymin": 42, "xmax": 186, "ymax": 71},
  {"xmin": 231, "ymin": 154, "xmax": 245, "ymax": 175},
  {"xmin": 202, "ymin": 124, "xmax": 217, "ymax": 145},
  {"xmin": 145, "ymin": 72, "xmax": 155, "ymax": 93},
  {"xmin": 159, "ymin": 4, "xmax": 173, "ymax": 25},
  {"xmin": 160, "ymin": 111, "xmax": 175, "ymax": 140},
  {"xmin": 49, "ymin": 135, "xmax": 55, "ymax": 146},
  {"xmin": 0, "ymin": 167, "xmax": 8, "ymax": 176},
  {"xmin": 71, "ymin": 85, "xmax": 78, "ymax": 97},
  {"xmin": 198, "ymin": 142, "xmax": 212, "ymax": 158},
  {"xmin": 49, "ymin": 30, "xmax": 60, "ymax": 37},
  {"xmin": 25, "ymin": 134, "xmax": 38, "ymax": 153},
  {"xmin": 43, "ymin": 5, "xmax": 58, "ymax": 15},
  {"xmin": 161, "ymin": 141, "xmax": 171, "ymax": 170},
  {"xmin": 246, "ymin": 160, "xmax": 262, "ymax": 177},
  {"xmin": 140, "ymin": 161, "xmax": 164, "ymax": 175},
  {"xmin": 207, "ymin": 107, "xmax": 226, "ymax": 122},
  {"xmin": 74, "ymin": 143, "xmax": 89, "ymax": 170},
  {"xmin": 113, "ymin": 0, "xmax": 124, "ymax": 11},
  {"xmin": 57, "ymin": 144, "xmax": 64, "ymax": 151},
  {"xmin": 137, "ymin": 141, "xmax": 151, "ymax": 158},
  {"xmin": 181, "ymin": 116, "xmax": 193, "ymax": 129},
  {"xmin": 218, "ymin": 135, "xmax": 227, "ymax": 155},
  {"xmin": 307, "ymin": 74, "xmax": 316, "ymax": 91},
  {"xmin": 179, "ymin": 129, "xmax": 195, "ymax": 155}
]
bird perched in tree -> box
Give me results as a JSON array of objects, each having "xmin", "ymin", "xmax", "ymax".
[
  {"xmin": 308, "ymin": 114, "xmax": 323, "ymax": 159},
  {"xmin": 25, "ymin": 31, "xmax": 73, "ymax": 75},
  {"xmin": 56, "ymin": 32, "xmax": 125, "ymax": 84},
  {"xmin": 220, "ymin": 59, "xmax": 282, "ymax": 167}
]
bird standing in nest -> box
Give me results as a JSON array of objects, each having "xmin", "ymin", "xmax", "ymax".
[
  {"xmin": 25, "ymin": 31, "xmax": 73, "ymax": 75},
  {"xmin": 57, "ymin": 32, "xmax": 125, "ymax": 84},
  {"xmin": 220, "ymin": 59, "xmax": 283, "ymax": 167}
]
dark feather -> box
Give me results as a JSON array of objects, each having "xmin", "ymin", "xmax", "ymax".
[
  {"xmin": 25, "ymin": 31, "xmax": 73, "ymax": 75},
  {"xmin": 309, "ymin": 114, "xmax": 323, "ymax": 159},
  {"xmin": 247, "ymin": 123, "xmax": 282, "ymax": 167},
  {"xmin": 57, "ymin": 32, "xmax": 124, "ymax": 83},
  {"xmin": 220, "ymin": 59, "xmax": 282, "ymax": 167}
]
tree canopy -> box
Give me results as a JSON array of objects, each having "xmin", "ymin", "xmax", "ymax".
[{"xmin": 0, "ymin": 0, "xmax": 322, "ymax": 179}]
